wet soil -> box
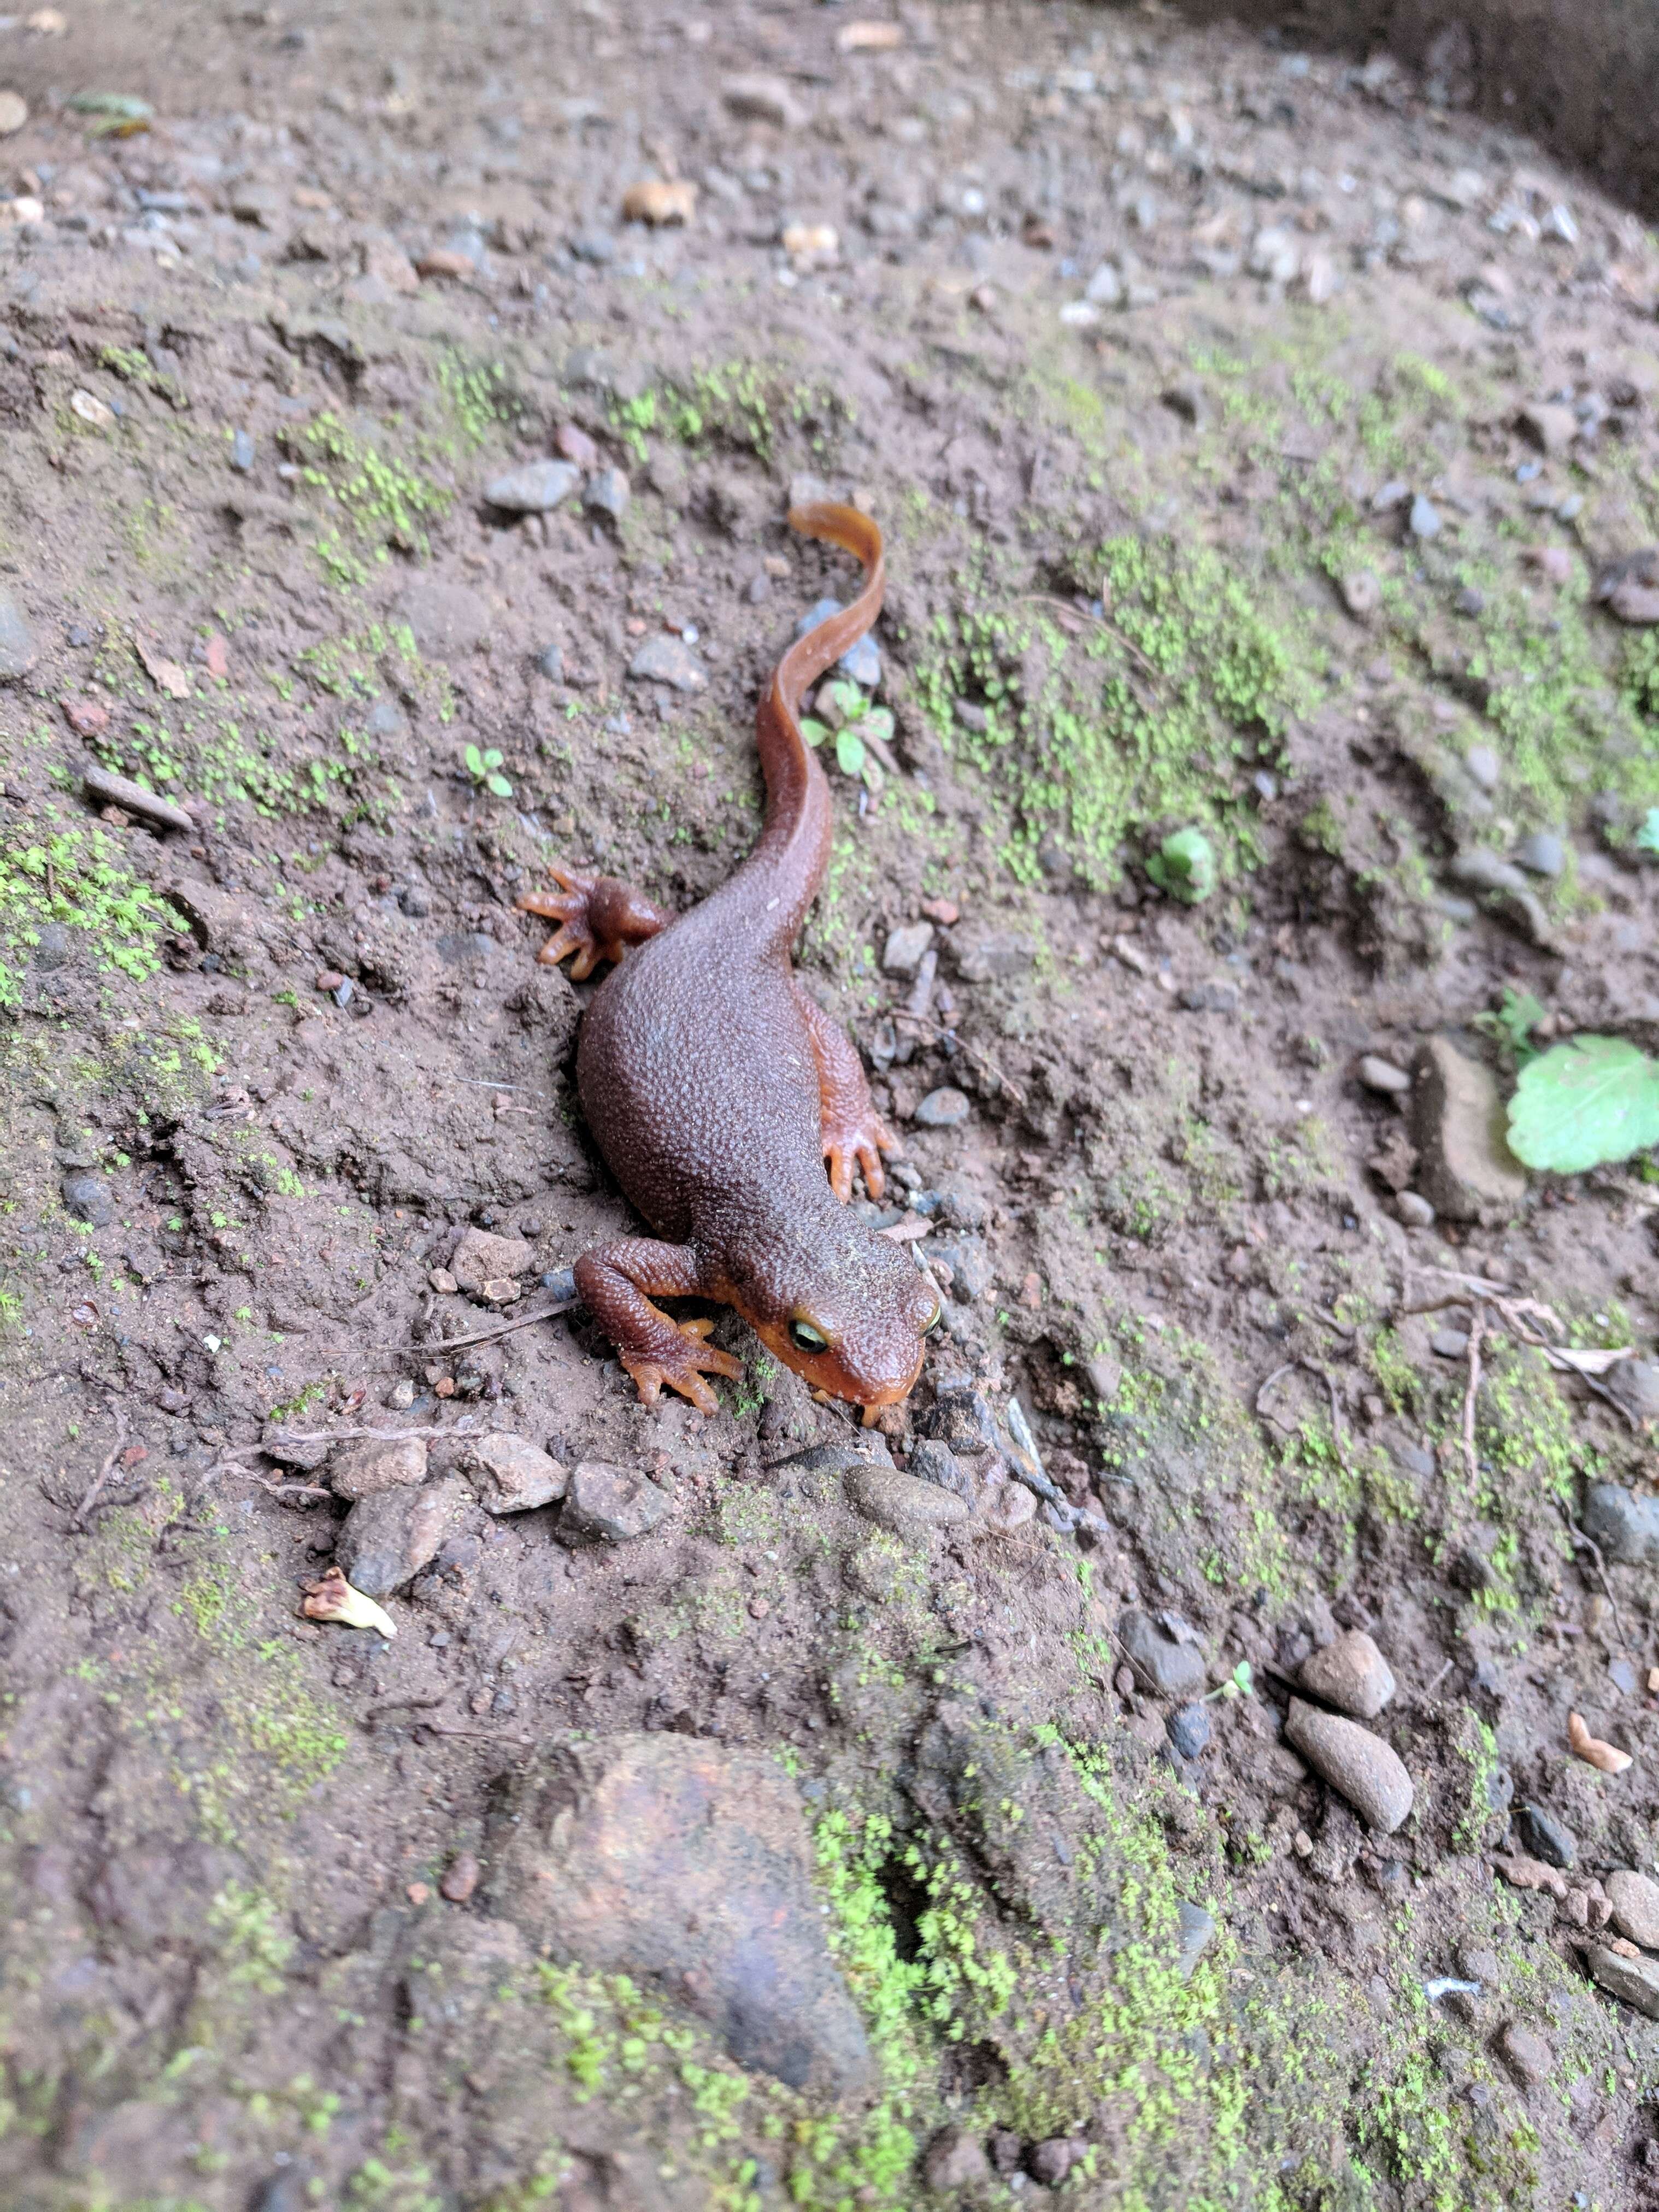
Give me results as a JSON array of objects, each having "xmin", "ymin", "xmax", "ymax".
[{"xmin": 2, "ymin": 3, "xmax": 1659, "ymax": 2208}]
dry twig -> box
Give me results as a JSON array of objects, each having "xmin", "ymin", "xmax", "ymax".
[
  {"xmin": 1461, "ymin": 1305, "xmax": 1486, "ymax": 1488},
  {"xmin": 409, "ymin": 1297, "xmax": 575, "ymax": 1355},
  {"xmin": 70, "ymin": 1403, "xmax": 131, "ymax": 1530}
]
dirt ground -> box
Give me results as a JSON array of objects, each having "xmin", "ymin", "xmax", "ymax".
[{"xmin": 2, "ymin": 2, "xmax": 1659, "ymax": 2208}]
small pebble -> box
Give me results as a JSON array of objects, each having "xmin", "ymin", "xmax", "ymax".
[
  {"xmin": 230, "ymin": 428, "xmax": 256, "ymax": 472},
  {"xmin": 1514, "ymin": 830, "xmax": 1564, "ymax": 878},
  {"xmin": 1431, "ymin": 1327, "xmax": 1470, "ymax": 1359},
  {"xmin": 484, "ymin": 460, "xmax": 580, "ymax": 513},
  {"xmin": 914, "ymin": 1087, "xmax": 970, "ymax": 1128},
  {"xmin": 1285, "ymin": 1698, "xmax": 1414, "ymax": 1833},
  {"xmin": 1358, "ymin": 1055, "xmax": 1410, "ymax": 1095},
  {"xmin": 1513, "ymin": 1802, "xmax": 1576, "ymax": 1869},
  {"xmin": 1606, "ymin": 1869, "xmax": 1659, "ymax": 1951},
  {"xmin": 882, "ymin": 921, "xmax": 934, "ymax": 976},
  {"xmin": 1341, "ymin": 571, "xmax": 1381, "ymax": 618},
  {"xmin": 1408, "ymin": 494, "xmax": 1442, "ymax": 540},
  {"xmin": 440, "ymin": 1851, "xmax": 481, "ymax": 1903},
  {"xmin": 1464, "ymin": 744, "xmax": 1501, "ymax": 792},
  {"xmin": 1396, "ymin": 1191, "xmax": 1436, "ymax": 1227},
  {"xmin": 1298, "ymin": 1629, "xmax": 1397, "ymax": 1720},
  {"xmin": 1166, "ymin": 1702, "xmax": 1211, "ymax": 1758}
]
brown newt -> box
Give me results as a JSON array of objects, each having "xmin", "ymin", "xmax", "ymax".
[{"xmin": 519, "ymin": 502, "xmax": 942, "ymax": 1417}]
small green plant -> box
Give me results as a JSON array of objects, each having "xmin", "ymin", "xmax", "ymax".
[
  {"xmin": 463, "ymin": 743, "xmax": 512, "ymax": 799},
  {"xmin": 1146, "ymin": 826, "xmax": 1216, "ymax": 903},
  {"xmin": 1474, "ymin": 985, "xmax": 1546, "ymax": 1068},
  {"xmin": 801, "ymin": 680, "xmax": 892, "ymax": 789},
  {"xmin": 1507, "ymin": 1036, "xmax": 1659, "ymax": 1172}
]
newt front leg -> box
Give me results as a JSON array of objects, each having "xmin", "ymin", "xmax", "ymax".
[
  {"xmin": 793, "ymin": 986, "xmax": 897, "ymax": 1203},
  {"xmin": 572, "ymin": 1237, "xmax": 742, "ymax": 1413},
  {"xmin": 519, "ymin": 865, "xmax": 674, "ymax": 979}
]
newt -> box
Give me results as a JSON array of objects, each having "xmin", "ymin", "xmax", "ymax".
[{"xmin": 520, "ymin": 502, "xmax": 941, "ymax": 1418}]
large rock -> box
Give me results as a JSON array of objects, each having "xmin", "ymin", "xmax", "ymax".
[
  {"xmin": 845, "ymin": 1462, "xmax": 970, "ymax": 1536},
  {"xmin": 450, "ymin": 1227, "xmax": 535, "ymax": 1294},
  {"xmin": 560, "ymin": 1461, "xmax": 670, "ymax": 1543},
  {"xmin": 484, "ymin": 459, "xmax": 580, "ymax": 512},
  {"xmin": 1582, "ymin": 1483, "xmax": 1659, "ymax": 1566},
  {"xmin": 1297, "ymin": 1630, "xmax": 1397, "ymax": 1720},
  {"xmin": 337, "ymin": 1476, "xmax": 468, "ymax": 1595},
  {"xmin": 489, "ymin": 1736, "xmax": 873, "ymax": 2095},
  {"xmin": 330, "ymin": 1433, "xmax": 427, "ymax": 1501},
  {"xmin": 1585, "ymin": 1944, "xmax": 1659, "ymax": 2019},
  {"xmin": 1410, "ymin": 1037, "xmax": 1527, "ymax": 1223},
  {"xmin": 1285, "ymin": 1699, "xmax": 1413, "ymax": 1834},
  {"xmin": 0, "ymin": 592, "xmax": 37, "ymax": 680},
  {"xmin": 1119, "ymin": 1609, "xmax": 1207, "ymax": 1699},
  {"xmin": 465, "ymin": 1432, "xmax": 567, "ymax": 1514}
]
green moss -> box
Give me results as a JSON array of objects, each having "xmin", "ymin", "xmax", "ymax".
[
  {"xmin": 291, "ymin": 409, "xmax": 452, "ymax": 567},
  {"xmin": 0, "ymin": 805, "xmax": 187, "ymax": 1007}
]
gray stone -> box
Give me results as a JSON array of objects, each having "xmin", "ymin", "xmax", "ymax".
[
  {"xmin": 1585, "ymin": 1944, "xmax": 1659, "ymax": 2019},
  {"xmin": 1609, "ymin": 1362, "xmax": 1659, "ymax": 1425},
  {"xmin": 923, "ymin": 2129, "xmax": 992, "ymax": 2194},
  {"xmin": 920, "ymin": 1388, "xmax": 999, "ymax": 1454},
  {"xmin": 907, "ymin": 1437, "xmax": 974, "ymax": 1499},
  {"xmin": 1341, "ymin": 571, "xmax": 1381, "ymax": 619},
  {"xmin": 61, "ymin": 1170, "xmax": 114, "ymax": 1227},
  {"xmin": 465, "ymin": 1431, "xmax": 567, "ymax": 1514},
  {"xmin": 1358, "ymin": 1055, "xmax": 1410, "ymax": 1094},
  {"xmin": 1408, "ymin": 494, "xmax": 1442, "ymax": 540},
  {"xmin": 1396, "ymin": 1191, "xmax": 1436, "ymax": 1227},
  {"xmin": 337, "ymin": 1476, "xmax": 468, "ymax": 1596},
  {"xmin": 795, "ymin": 595, "xmax": 880, "ymax": 690},
  {"xmin": 845, "ymin": 1463, "xmax": 970, "ymax": 1535},
  {"xmin": 534, "ymin": 642, "xmax": 563, "ymax": 681},
  {"xmin": 722, "ymin": 73, "xmax": 808, "ymax": 130},
  {"xmin": 1449, "ymin": 848, "xmax": 1531, "ymax": 897},
  {"xmin": 1285, "ymin": 1699, "xmax": 1414, "ymax": 1834},
  {"xmin": 1167, "ymin": 1702, "xmax": 1211, "ymax": 1758},
  {"xmin": 929, "ymin": 1236, "xmax": 992, "ymax": 1303},
  {"xmin": 1175, "ymin": 1899, "xmax": 1216, "ymax": 1980},
  {"xmin": 1464, "ymin": 744, "xmax": 1502, "ymax": 791},
  {"xmin": 882, "ymin": 922, "xmax": 934, "ymax": 976},
  {"xmin": 1119, "ymin": 1609, "xmax": 1207, "ymax": 1699},
  {"xmin": 230, "ymin": 428, "xmax": 256, "ymax": 472},
  {"xmin": 1514, "ymin": 1802, "xmax": 1578, "ymax": 1868},
  {"xmin": 1085, "ymin": 260, "xmax": 1123, "ymax": 306},
  {"xmin": 1514, "ymin": 830, "xmax": 1566, "ymax": 878},
  {"xmin": 330, "ymin": 1433, "xmax": 428, "ymax": 1502},
  {"xmin": 1431, "ymin": 1327, "xmax": 1471, "ymax": 1359},
  {"xmin": 1520, "ymin": 402, "xmax": 1578, "ymax": 456},
  {"xmin": 914, "ymin": 1087, "xmax": 970, "ymax": 1128},
  {"xmin": 952, "ymin": 931, "xmax": 1032, "ymax": 984},
  {"xmin": 398, "ymin": 580, "xmax": 490, "ymax": 660},
  {"xmin": 1411, "ymin": 1037, "xmax": 1527, "ymax": 1223},
  {"xmin": 1582, "ymin": 1482, "xmax": 1659, "ymax": 1566},
  {"xmin": 450, "ymin": 1227, "xmax": 534, "ymax": 1294},
  {"xmin": 937, "ymin": 1181, "xmax": 989, "ymax": 1231},
  {"xmin": 561, "ymin": 1461, "xmax": 670, "ymax": 1543},
  {"xmin": 1607, "ymin": 1870, "xmax": 1659, "ymax": 1950},
  {"xmin": 490, "ymin": 1734, "xmax": 872, "ymax": 2093},
  {"xmin": 627, "ymin": 634, "xmax": 705, "ymax": 692},
  {"xmin": 1298, "ymin": 1630, "xmax": 1397, "ymax": 1720},
  {"xmin": 366, "ymin": 700, "xmax": 407, "ymax": 740},
  {"xmin": 583, "ymin": 466, "xmax": 631, "ymax": 521},
  {"xmin": 484, "ymin": 459, "xmax": 580, "ymax": 513},
  {"xmin": 0, "ymin": 593, "xmax": 37, "ymax": 680}
]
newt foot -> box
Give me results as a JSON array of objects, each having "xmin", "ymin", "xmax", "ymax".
[
  {"xmin": 621, "ymin": 1317, "xmax": 743, "ymax": 1414},
  {"xmin": 822, "ymin": 1104, "xmax": 897, "ymax": 1205}
]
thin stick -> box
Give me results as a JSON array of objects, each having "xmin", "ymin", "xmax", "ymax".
[
  {"xmin": 1461, "ymin": 1305, "xmax": 1485, "ymax": 1487},
  {"xmin": 1561, "ymin": 1505, "xmax": 1631, "ymax": 1655},
  {"xmin": 1254, "ymin": 1362, "xmax": 1297, "ymax": 1427},
  {"xmin": 410, "ymin": 1297, "xmax": 574, "ymax": 1355},
  {"xmin": 71, "ymin": 1404, "xmax": 130, "ymax": 1530},
  {"xmin": 417, "ymin": 1720, "xmax": 536, "ymax": 1746}
]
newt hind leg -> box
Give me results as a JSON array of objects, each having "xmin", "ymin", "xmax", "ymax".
[
  {"xmin": 793, "ymin": 985, "xmax": 898, "ymax": 1203},
  {"xmin": 573, "ymin": 1238, "xmax": 742, "ymax": 1414},
  {"xmin": 518, "ymin": 865, "xmax": 674, "ymax": 980}
]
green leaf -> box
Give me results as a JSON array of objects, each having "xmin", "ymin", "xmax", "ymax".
[
  {"xmin": 1145, "ymin": 826, "xmax": 1217, "ymax": 904},
  {"xmin": 1507, "ymin": 1036, "xmax": 1659, "ymax": 1173},
  {"xmin": 463, "ymin": 743, "xmax": 485, "ymax": 776},
  {"xmin": 1475, "ymin": 985, "xmax": 1546, "ymax": 1066},
  {"xmin": 861, "ymin": 706, "xmax": 896, "ymax": 745},
  {"xmin": 486, "ymin": 773, "xmax": 513, "ymax": 798},
  {"xmin": 1637, "ymin": 808, "xmax": 1659, "ymax": 856},
  {"xmin": 798, "ymin": 718, "xmax": 829, "ymax": 747},
  {"xmin": 834, "ymin": 728, "xmax": 867, "ymax": 780},
  {"xmin": 483, "ymin": 748, "xmax": 504, "ymax": 769},
  {"xmin": 826, "ymin": 680, "xmax": 865, "ymax": 724}
]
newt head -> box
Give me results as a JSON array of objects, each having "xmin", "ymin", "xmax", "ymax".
[{"xmin": 726, "ymin": 1216, "xmax": 943, "ymax": 1412}]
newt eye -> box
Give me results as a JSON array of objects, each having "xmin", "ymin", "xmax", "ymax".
[
  {"xmin": 789, "ymin": 1319, "xmax": 829, "ymax": 1354},
  {"xmin": 920, "ymin": 1302, "xmax": 942, "ymax": 1334}
]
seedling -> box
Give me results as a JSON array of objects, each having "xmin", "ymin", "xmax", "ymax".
[
  {"xmin": 1146, "ymin": 826, "xmax": 1216, "ymax": 904},
  {"xmin": 463, "ymin": 742, "xmax": 512, "ymax": 799},
  {"xmin": 1474, "ymin": 985, "xmax": 1546, "ymax": 1068},
  {"xmin": 801, "ymin": 679, "xmax": 894, "ymax": 791}
]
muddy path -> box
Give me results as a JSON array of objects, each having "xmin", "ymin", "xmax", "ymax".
[{"xmin": 2, "ymin": 3, "xmax": 1658, "ymax": 2207}]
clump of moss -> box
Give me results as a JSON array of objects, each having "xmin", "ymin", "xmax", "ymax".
[{"xmin": 0, "ymin": 806, "xmax": 187, "ymax": 1007}]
